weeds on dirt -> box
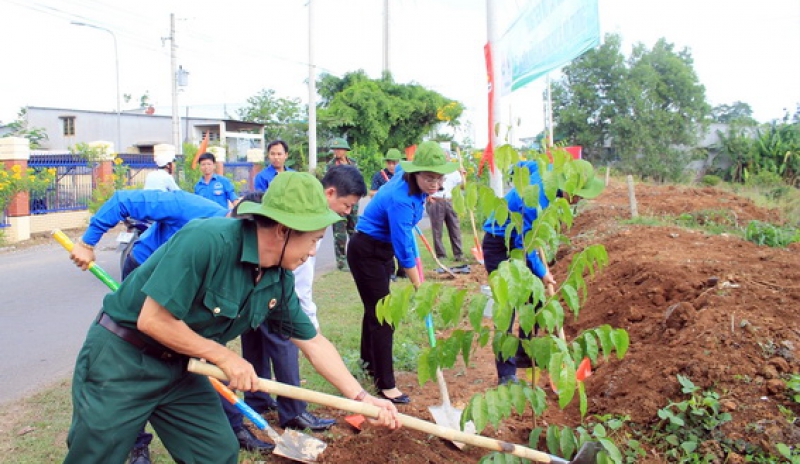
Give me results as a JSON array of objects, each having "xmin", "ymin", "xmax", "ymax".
[
  {"xmin": 744, "ymin": 220, "xmax": 800, "ymax": 247},
  {"xmin": 787, "ymin": 374, "xmax": 800, "ymax": 404},
  {"xmin": 652, "ymin": 375, "xmax": 732, "ymax": 461}
]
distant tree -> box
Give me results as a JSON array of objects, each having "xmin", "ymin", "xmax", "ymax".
[
  {"xmin": 237, "ymin": 89, "xmax": 308, "ymax": 170},
  {"xmin": 316, "ymin": 70, "xmax": 463, "ymax": 154},
  {"xmin": 711, "ymin": 101, "xmax": 756, "ymax": 124},
  {"xmin": 2, "ymin": 108, "xmax": 48, "ymax": 149},
  {"xmin": 552, "ymin": 34, "xmax": 711, "ymax": 182}
]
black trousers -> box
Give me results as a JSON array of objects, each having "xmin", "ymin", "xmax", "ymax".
[
  {"xmin": 347, "ymin": 232, "xmax": 397, "ymax": 390},
  {"xmin": 482, "ymin": 233, "xmax": 537, "ymax": 378}
]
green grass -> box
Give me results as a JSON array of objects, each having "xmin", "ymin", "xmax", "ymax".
[{"xmin": 0, "ymin": 229, "xmax": 478, "ymax": 463}]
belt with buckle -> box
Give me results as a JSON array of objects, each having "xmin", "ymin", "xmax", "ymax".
[{"xmin": 97, "ymin": 312, "xmax": 182, "ymax": 361}]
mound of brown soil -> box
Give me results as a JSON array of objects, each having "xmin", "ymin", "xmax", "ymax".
[{"xmin": 253, "ymin": 180, "xmax": 799, "ymax": 463}]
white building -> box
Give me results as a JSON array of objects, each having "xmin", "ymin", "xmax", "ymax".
[{"xmin": 20, "ymin": 106, "xmax": 264, "ymax": 160}]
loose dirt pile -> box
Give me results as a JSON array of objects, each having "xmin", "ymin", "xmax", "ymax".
[{"xmin": 252, "ymin": 180, "xmax": 799, "ymax": 464}]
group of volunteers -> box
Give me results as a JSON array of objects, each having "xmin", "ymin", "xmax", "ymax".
[{"xmin": 64, "ymin": 136, "xmax": 602, "ymax": 464}]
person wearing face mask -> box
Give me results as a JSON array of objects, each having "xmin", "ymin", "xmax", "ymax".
[
  {"xmin": 64, "ymin": 172, "xmax": 401, "ymax": 464},
  {"xmin": 347, "ymin": 141, "xmax": 458, "ymax": 404}
]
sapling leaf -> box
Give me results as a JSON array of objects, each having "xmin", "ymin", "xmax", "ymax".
[
  {"xmin": 467, "ymin": 394, "xmax": 488, "ymax": 432},
  {"xmin": 546, "ymin": 425, "xmax": 560, "ymax": 456},
  {"xmin": 561, "ymin": 283, "xmax": 580, "ymax": 315},
  {"xmin": 579, "ymin": 381, "xmax": 588, "ymax": 418},
  {"xmin": 531, "ymin": 337, "xmax": 554, "ymax": 370},
  {"xmin": 560, "ymin": 426, "xmax": 576, "ymax": 459},
  {"xmin": 518, "ymin": 303, "xmax": 537, "ymax": 335},
  {"xmin": 598, "ymin": 437, "xmax": 623, "ymax": 464},
  {"xmin": 497, "ymin": 383, "xmax": 512, "ymax": 419},
  {"xmin": 595, "ymin": 325, "xmax": 613, "ymax": 359},
  {"xmin": 441, "ymin": 336, "xmax": 460, "ymax": 368},
  {"xmin": 529, "ymin": 427, "xmax": 543, "ymax": 450},
  {"xmin": 486, "ymin": 389, "xmax": 501, "ymax": 428},
  {"xmin": 458, "ymin": 330, "xmax": 473, "ymax": 366},
  {"xmin": 611, "ymin": 328, "xmax": 629, "ymax": 359},
  {"xmin": 468, "ymin": 293, "xmax": 488, "ymax": 330},
  {"xmin": 572, "ymin": 340, "xmax": 584, "ymax": 363},
  {"xmin": 451, "ymin": 187, "xmax": 465, "ymax": 215},
  {"xmin": 417, "ymin": 350, "xmax": 432, "ymax": 385},
  {"xmin": 499, "ymin": 334, "xmax": 519, "ymax": 363},
  {"xmin": 510, "ymin": 382, "xmax": 526, "ymax": 415},
  {"xmin": 465, "ymin": 183, "xmax": 479, "ymax": 210},
  {"xmin": 512, "ymin": 165, "xmax": 530, "ymax": 196},
  {"xmin": 477, "ymin": 326, "xmax": 491, "ymax": 346},
  {"xmin": 582, "ymin": 333, "xmax": 599, "ymax": 363}
]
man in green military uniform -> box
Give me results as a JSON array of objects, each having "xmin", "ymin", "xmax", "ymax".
[
  {"xmin": 65, "ymin": 172, "xmax": 400, "ymax": 464},
  {"xmin": 326, "ymin": 137, "xmax": 360, "ymax": 271}
]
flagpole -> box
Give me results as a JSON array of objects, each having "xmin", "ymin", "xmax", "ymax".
[{"xmin": 486, "ymin": 0, "xmax": 503, "ymax": 197}]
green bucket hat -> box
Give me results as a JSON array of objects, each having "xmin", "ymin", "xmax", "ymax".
[
  {"xmin": 400, "ymin": 141, "xmax": 458, "ymax": 174},
  {"xmin": 330, "ymin": 137, "xmax": 351, "ymax": 150},
  {"xmin": 236, "ymin": 172, "xmax": 343, "ymax": 231},
  {"xmin": 384, "ymin": 148, "xmax": 404, "ymax": 161}
]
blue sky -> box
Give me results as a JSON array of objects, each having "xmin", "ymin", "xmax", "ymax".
[{"xmin": 1, "ymin": 0, "xmax": 798, "ymax": 146}]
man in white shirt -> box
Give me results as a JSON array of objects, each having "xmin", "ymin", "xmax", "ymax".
[
  {"xmin": 425, "ymin": 152, "xmax": 464, "ymax": 262},
  {"xmin": 144, "ymin": 151, "xmax": 181, "ymax": 192}
]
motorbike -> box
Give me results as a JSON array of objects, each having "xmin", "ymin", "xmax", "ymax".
[{"xmin": 116, "ymin": 218, "xmax": 151, "ymax": 271}]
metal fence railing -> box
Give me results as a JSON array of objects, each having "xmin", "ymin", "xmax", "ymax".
[
  {"xmin": 28, "ymin": 153, "xmax": 93, "ymax": 214},
  {"xmin": 225, "ymin": 161, "xmax": 255, "ymax": 195},
  {"xmin": 120, "ymin": 154, "xmax": 158, "ymax": 187}
]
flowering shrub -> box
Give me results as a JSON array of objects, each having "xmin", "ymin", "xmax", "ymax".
[
  {"xmin": 0, "ymin": 164, "xmax": 57, "ymax": 213},
  {"xmin": 88, "ymin": 157, "xmax": 131, "ymax": 213}
]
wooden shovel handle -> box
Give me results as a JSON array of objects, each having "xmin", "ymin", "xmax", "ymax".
[
  {"xmin": 455, "ymin": 147, "xmax": 484, "ymax": 258},
  {"xmin": 188, "ymin": 359, "xmax": 562, "ymax": 463}
]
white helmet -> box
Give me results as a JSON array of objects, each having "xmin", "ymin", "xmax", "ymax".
[{"xmin": 154, "ymin": 150, "xmax": 176, "ymax": 168}]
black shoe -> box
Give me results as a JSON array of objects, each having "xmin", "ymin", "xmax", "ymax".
[
  {"xmin": 256, "ymin": 402, "xmax": 278, "ymax": 414},
  {"xmin": 378, "ymin": 391, "xmax": 411, "ymax": 404},
  {"xmin": 514, "ymin": 355, "xmax": 533, "ymax": 369},
  {"xmin": 498, "ymin": 375, "xmax": 519, "ymax": 386},
  {"xmin": 128, "ymin": 446, "xmax": 151, "ymax": 464},
  {"xmin": 234, "ymin": 426, "xmax": 275, "ymax": 454},
  {"xmin": 283, "ymin": 411, "xmax": 336, "ymax": 432}
]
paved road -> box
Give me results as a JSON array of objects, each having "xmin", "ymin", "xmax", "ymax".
[{"xmin": 0, "ymin": 197, "xmax": 429, "ymax": 405}]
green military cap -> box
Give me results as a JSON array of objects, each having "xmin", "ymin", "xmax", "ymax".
[
  {"xmin": 329, "ymin": 137, "xmax": 351, "ymax": 150},
  {"xmin": 237, "ymin": 172, "xmax": 343, "ymax": 231},
  {"xmin": 400, "ymin": 141, "xmax": 458, "ymax": 175},
  {"xmin": 384, "ymin": 148, "xmax": 404, "ymax": 161}
]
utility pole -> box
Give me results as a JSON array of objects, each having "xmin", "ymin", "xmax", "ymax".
[
  {"xmin": 165, "ymin": 13, "xmax": 181, "ymax": 155},
  {"xmin": 308, "ymin": 0, "xmax": 317, "ymax": 172},
  {"xmin": 382, "ymin": 0, "xmax": 390, "ymax": 73}
]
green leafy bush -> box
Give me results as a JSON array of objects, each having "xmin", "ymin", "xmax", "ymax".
[
  {"xmin": 745, "ymin": 220, "xmax": 800, "ymax": 247},
  {"xmin": 654, "ymin": 376, "xmax": 732, "ymax": 462},
  {"xmin": 700, "ymin": 174, "xmax": 721, "ymax": 186}
]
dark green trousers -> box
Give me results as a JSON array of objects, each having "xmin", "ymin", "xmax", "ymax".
[{"xmin": 65, "ymin": 324, "xmax": 238, "ymax": 464}]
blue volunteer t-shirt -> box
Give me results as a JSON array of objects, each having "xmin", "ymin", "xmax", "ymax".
[{"xmin": 194, "ymin": 173, "xmax": 238, "ymax": 208}]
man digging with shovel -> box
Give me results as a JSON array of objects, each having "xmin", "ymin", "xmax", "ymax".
[{"xmin": 64, "ymin": 172, "xmax": 400, "ymax": 464}]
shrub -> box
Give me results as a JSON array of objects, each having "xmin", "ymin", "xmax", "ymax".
[
  {"xmin": 745, "ymin": 220, "xmax": 800, "ymax": 247},
  {"xmin": 700, "ymin": 175, "xmax": 721, "ymax": 186}
]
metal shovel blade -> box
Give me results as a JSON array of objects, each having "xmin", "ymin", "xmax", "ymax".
[
  {"xmin": 272, "ymin": 428, "xmax": 328, "ymax": 464},
  {"xmin": 428, "ymin": 403, "xmax": 476, "ymax": 450}
]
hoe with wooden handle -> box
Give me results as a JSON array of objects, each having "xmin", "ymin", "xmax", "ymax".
[{"xmin": 188, "ymin": 359, "xmax": 601, "ymax": 463}]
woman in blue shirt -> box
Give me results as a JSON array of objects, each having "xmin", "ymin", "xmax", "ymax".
[
  {"xmin": 482, "ymin": 160, "xmax": 556, "ymax": 386},
  {"xmin": 347, "ymin": 141, "xmax": 458, "ymax": 404}
]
